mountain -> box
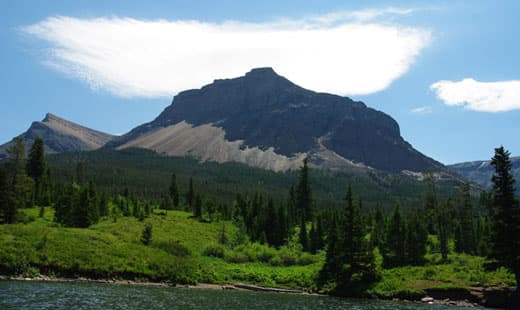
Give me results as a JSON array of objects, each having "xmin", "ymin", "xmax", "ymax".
[
  {"xmin": 0, "ymin": 113, "xmax": 115, "ymax": 159},
  {"xmin": 448, "ymin": 156, "xmax": 520, "ymax": 194},
  {"xmin": 109, "ymin": 68, "xmax": 442, "ymax": 173}
]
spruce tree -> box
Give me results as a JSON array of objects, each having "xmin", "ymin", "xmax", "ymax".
[
  {"xmin": 405, "ymin": 211, "xmax": 428, "ymax": 265},
  {"xmin": 299, "ymin": 216, "xmax": 309, "ymax": 251},
  {"xmin": 455, "ymin": 183, "xmax": 475, "ymax": 254},
  {"xmin": 4, "ymin": 137, "xmax": 31, "ymax": 222},
  {"xmin": 0, "ymin": 169, "xmax": 9, "ymax": 223},
  {"xmin": 194, "ymin": 194, "xmax": 203, "ymax": 219},
  {"xmin": 437, "ymin": 199, "xmax": 450, "ymax": 261},
  {"xmin": 309, "ymin": 221, "xmax": 319, "ymax": 254},
  {"xmin": 186, "ymin": 178, "xmax": 195, "ymax": 209},
  {"xmin": 296, "ymin": 157, "xmax": 313, "ymax": 222},
  {"xmin": 141, "ymin": 223, "xmax": 153, "ymax": 245},
  {"xmin": 320, "ymin": 216, "xmax": 341, "ymax": 282},
  {"xmin": 27, "ymin": 138, "xmax": 45, "ymax": 204},
  {"xmin": 490, "ymin": 146, "xmax": 520, "ymax": 288},
  {"xmin": 383, "ymin": 203, "xmax": 406, "ymax": 267},
  {"xmin": 169, "ymin": 173, "xmax": 180, "ymax": 208}
]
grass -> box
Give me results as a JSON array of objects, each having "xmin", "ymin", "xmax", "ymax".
[
  {"xmin": 0, "ymin": 207, "xmax": 515, "ymax": 296},
  {"xmin": 0, "ymin": 207, "xmax": 320, "ymax": 288}
]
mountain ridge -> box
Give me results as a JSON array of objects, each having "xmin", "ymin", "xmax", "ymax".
[
  {"xmin": 0, "ymin": 113, "xmax": 115, "ymax": 159},
  {"xmin": 108, "ymin": 67, "xmax": 442, "ymax": 173}
]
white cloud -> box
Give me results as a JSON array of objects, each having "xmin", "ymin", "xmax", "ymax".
[
  {"xmin": 21, "ymin": 11, "xmax": 431, "ymax": 98},
  {"xmin": 431, "ymin": 78, "xmax": 520, "ymax": 112},
  {"xmin": 410, "ymin": 106, "xmax": 432, "ymax": 114}
]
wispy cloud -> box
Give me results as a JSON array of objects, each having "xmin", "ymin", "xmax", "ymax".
[
  {"xmin": 431, "ymin": 78, "xmax": 520, "ymax": 112},
  {"xmin": 410, "ymin": 106, "xmax": 432, "ymax": 114},
  {"xmin": 20, "ymin": 9, "xmax": 431, "ymax": 98}
]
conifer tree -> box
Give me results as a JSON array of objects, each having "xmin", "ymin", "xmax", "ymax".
[
  {"xmin": 169, "ymin": 173, "xmax": 179, "ymax": 208},
  {"xmin": 437, "ymin": 199, "xmax": 451, "ymax": 261},
  {"xmin": 296, "ymin": 157, "xmax": 313, "ymax": 222},
  {"xmin": 383, "ymin": 203, "xmax": 406, "ymax": 267},
  {"xmin": 186, "ymin": 178, "xmax": 195, "ymax": 209},
  {"xmin": 405, "ymin": 211, "xmax": 428, "ymax": 265},
  {"xmin": 320, "ymin": 216, "xmax": 341, "ymax": 282},
  {"xmin": 490, "ymin": 146, "xmax": 520, "ymax": 288},
  {"xmin": 455, "ymin": 183, "xmax": 475, "ymax": 254},
  {"xmin": 141, "ymin": 223, "xmax": 153, "ymax": 245},
  {"xmin": 5, "ymin": 137, "xmax": 31, "ymax": 221},
  {"xmin": 160, "ymin": 193, "xmax": 174, "ymax": 210},
  {"xmin": 299, "ymin": 216, "xmax": 309, "ymax": 251},
  {"xmin": 194, "ymin": 194, "xmax": 203, "ymax": 219},
  {"xmin": 309, "ymin": 220, "xmax": 320, "ymax": 254},
  {"xmin": 27, "ymin": 138, "xmax": 45, "ymax": 203},
  {"xmin": 371, "ymin": 207, "xmax": 385, "ymax": 249},
  {"xmin": 0, "ymin": 168, "xmax": 9, "ymax": 223}
]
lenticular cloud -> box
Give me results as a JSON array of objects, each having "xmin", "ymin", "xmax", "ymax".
[{"xmin": 21, "ymin": 13, "xmax": 431, "ymax": 98}]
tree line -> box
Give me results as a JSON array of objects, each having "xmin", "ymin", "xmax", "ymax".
[{"xmin": 0, "ymin": 138, "xmax": 519, "ymax": 291}]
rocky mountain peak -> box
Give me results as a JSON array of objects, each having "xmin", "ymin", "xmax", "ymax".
[{"xmin": 110, "ymin": 68, "xmax": 442, "ymax": 173}]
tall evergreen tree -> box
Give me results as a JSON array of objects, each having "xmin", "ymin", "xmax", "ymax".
[
  {"xmin": 0, "ymin": 168, "xmax": 9, "ymax": 223},
  {"xmin": 437, "ymin": 199, "xmax": 451, "ymax": 261},
  {"xmin": 169, "ymin": 173, "xmax": 180, "ymax": 208},
  {"xmin": 455, "ymin": 183, "xmax": 476, "ymax": 254},
  {"xmin": 320, "ymin": 216, "xmax": 341, "ymax": 282},
  {"xmin": 490, "ymin": 146, "xmax": 520, "ymax": 289},
  {"xmin": 296, "ymin": 157, "xmax": 313, "ymax": 222},
  {"xmin": 5, "ymin": 137, "xmax": 32, "ymax": 221},
  {"xmin": 26, "ymin": 138, "xmax": 45, "ymax": 204},
  {"xmin": 298, "ymin": 216, "xmax": 309, "ymax": 251},
  {"xmin": 405, "ymin": 211, "xmax": 428, "ymax": 265},
  {"xmin": 194, "ymin": 194, "xmax": 203, "ymax": 219},
  {"xmin": 383, "ymin": 203, "xmax": 406, "ymax": 267},
  {"xmin": 141, "ymin": 223, "xmax": 153, "ymax": 245},
  {"xmin": 186, "ymin": 178, "xmax": 195, "ymax": 209}
]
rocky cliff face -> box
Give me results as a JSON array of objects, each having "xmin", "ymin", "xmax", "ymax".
[
  {"xmin": 109, "ymin": 68, "xmax": 442, "ymax": 172},
  {"xmin": 0, "ymin": 113, "xmax": 115, "ymax": 159}
]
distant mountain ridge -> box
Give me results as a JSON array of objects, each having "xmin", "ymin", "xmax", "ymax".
[
  {"xmin": 0, "ymin": 113, "xmax": 115, "ymax": 159},
  {"xmin": 448, "ymin": 156, "xmax": 520, "ymax": 194},
  {"xmin": 108, "ymin": 67, "xmax": 443, "ymax": 173}
]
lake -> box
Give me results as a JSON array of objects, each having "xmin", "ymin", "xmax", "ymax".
[{"xmin": 0, "ymin": 281, "xmax": 477, "ymax": 309}]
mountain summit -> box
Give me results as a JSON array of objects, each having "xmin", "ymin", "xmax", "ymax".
[
  {"xmin": 0, "ymin": 113, "xmax": 115, "ymax": 159},
  {"xmin": 110, "ymin": 68, "xmax": 442, "ymax": 172}
]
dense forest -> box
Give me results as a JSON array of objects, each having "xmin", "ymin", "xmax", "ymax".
[{"xmin": 0, "ymin": 137, "xmax": 519, "ymax": 298}]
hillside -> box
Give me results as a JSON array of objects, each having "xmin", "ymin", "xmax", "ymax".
[
  {"xmin": 0, "ymin": 113, "xmax": 115, "ymax": 159},
  {"xmin": 448, "ymin": 156, "xmax": 520, "ymax": 194},
  {"xmin": 46, "ymin": 148, "xmax": 460, "ymax": 211},
  {"xmin": 108, "ymin": 68, "xmax": 443, "ymax": 173}
]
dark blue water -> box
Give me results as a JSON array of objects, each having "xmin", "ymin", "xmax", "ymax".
[{"xmin": 0, "ymin": 281, "xmax": 476, "ymax": 309}]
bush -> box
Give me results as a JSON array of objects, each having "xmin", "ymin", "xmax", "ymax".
[{"xmin": 203, "ymin": 244, "xmax": 226, "ymax": 258}]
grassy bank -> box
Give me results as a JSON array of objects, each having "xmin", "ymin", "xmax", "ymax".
[{"xmin": 0, "ymin": 207, "xmax": 514, "ymax": 297}]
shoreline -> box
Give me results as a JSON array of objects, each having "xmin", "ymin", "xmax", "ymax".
[{"xmin": 0, "ymin": 274, "xmax": 495, "ymax": 308}]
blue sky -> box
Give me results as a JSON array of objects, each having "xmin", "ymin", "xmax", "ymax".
[{"xmin": 1, "ymin": 0, "xmax": 519, "ymax": 164}]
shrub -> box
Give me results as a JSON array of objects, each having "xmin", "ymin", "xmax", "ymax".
[{"xmin": 203, "ymin": 244, "xmax": 225, "ymax": 258}]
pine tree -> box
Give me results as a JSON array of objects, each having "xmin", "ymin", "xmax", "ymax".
[
  {"xmin": 437, "ymin": 199, "xmax": 451, "ymax": 261},
  {"xmin": 455, "ymin": 183, "xmax": 475, "ymax": 254},
  {"xmin": 141, "ymin": 223, "xmax": 153, "ymax": 245},
  {"xmin": 383, "ymin": 203, "xmax": 406, "ymax": 267},
  {"xmin": 296, "ymin": 157, "xmax": 313, "ymax": 222},
  {"xmin": 186, "ymin": 178, "xmax": 195, "ymax": 210},
  {"xmin": 194, "ymin": 194, "xmax": 203, "ymax": 219},
  {"xmin": 75, "ymin": 162, "xmax": 84, "ymax": 185},
  {"xmin": 298, "ymin": 216, "xmax": 309, "ymax": 251},
  {"xmin": 99, "ymin": 192, "xmax": 109, "ymax": 217},
  {"xmin": 276, "ymin": 204, "xmax": 288, "ymax": 247},
  {"xmin": 405, "ymin": 211, "xmax": 428, "ymax": 265},
  {"xmin": 265, "ymin": 198, "xmax": 277, "ymax": 246},
  {"xmin": 169, "ymin": 173, "xmax": 180, "ymax": 208},
  {"xmin": 4, "ymin": 137, "xmax": 32, "ymax": 222},
  {"xmin": 309, "ymin": 220, "xmax": 319, "ymax": 254},
  {"xmin": 160, "ymin": 193, "xmax": 174, "ymax": 210},
  {"xmin": 490, "ymin": 146, "xmax": 520, "ymax": 289},
  {"xmin": 0, "ymin": 168, "xmax": 9, "ymax": 223},
  {"xmin": 320, "ymin": 216, "xmax": 341, "ymax": 282},
  {"xmin": 371, "ymin": 207, "xmax": 385, "ymax": 249},
  {"xmin": 27, "ymin": 138, "xmax": 45, "ymax": 204}
]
